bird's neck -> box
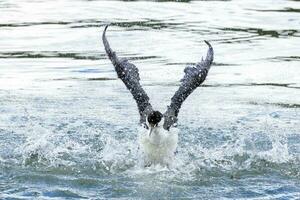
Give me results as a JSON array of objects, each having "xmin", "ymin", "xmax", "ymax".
[{"xmin": 149, "ymin": 126, "xmax": 165, "ymax": 144}]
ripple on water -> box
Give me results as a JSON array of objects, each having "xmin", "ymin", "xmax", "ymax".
[{"xmin": 1, "ymin": 0, "xmax": 300, "ymax": 199}]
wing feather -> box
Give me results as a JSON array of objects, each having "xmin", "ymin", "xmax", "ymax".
[
  {"xmin": 102, "ymin": 25, "xmax": 153, "ymax": 126},
  {"xmin": 163, "ymin": 41, "xmax": 214, "ymax": 130}
]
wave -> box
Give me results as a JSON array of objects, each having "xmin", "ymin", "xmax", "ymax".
[
  {"xmin": 218, "ymin": 27, "xmax": 300, "ymax": 38},
  {"xmin": 0, "ymin": 51, "xmax": 159, "ymax": 61},
  {"xmin": 1, "ymin": 118, "xmax": 299, "ymax": 181}
]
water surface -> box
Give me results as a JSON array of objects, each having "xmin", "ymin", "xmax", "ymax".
[{"xmin": 0, "ymin": 0, "xmax": 300, "ymax": 199}]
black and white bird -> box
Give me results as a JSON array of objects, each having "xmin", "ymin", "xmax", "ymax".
[{"xmin": 102, "ymin": 25, "xmax": 214, "ymax": 167}]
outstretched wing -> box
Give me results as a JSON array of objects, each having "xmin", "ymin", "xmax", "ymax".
[
  {"xmin": 163, "ymin": 41, "xmax": 214, "ymax": 130},
  {"xmin": 102, "ymin": 25, "xmax": 153, "ymax": 126}
]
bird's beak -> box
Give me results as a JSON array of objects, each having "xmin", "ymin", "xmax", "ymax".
[
  {"xmin": 149, "ymin": 123, "xmax": 156, "ymax": 136},
  {"xmin": 149, "ymin": 127, "xmax": 153, "ymax": 136}
]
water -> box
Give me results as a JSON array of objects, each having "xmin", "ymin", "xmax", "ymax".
[{"xmin": 0, "ymin": 0, "xmax": 300, "ymax": 199}]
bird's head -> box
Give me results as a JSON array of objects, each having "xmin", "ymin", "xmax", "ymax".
[{"xmin": 147, "ymin": 111, "xmax": 163, "ymax": 134}]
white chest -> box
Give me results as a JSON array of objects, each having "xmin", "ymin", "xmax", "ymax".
[{"xmin": 139, "ymin": 126, "xmax": 178, "ymax": 166}]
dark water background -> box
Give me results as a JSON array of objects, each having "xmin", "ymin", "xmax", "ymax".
[{"xmin": 0, "ymin": 0, "xmax": 300, "ymax": 199}]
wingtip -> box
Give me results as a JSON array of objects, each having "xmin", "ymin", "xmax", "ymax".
[
  {"xmin": 204, "ymin": 40, "xmax": 212, "ymax": 48},
  {"xmin": 103, "ymin": 24, "xmax": 109, "ymax": 36},
  {"xmin": 104, "ymin": 24, "xmax": 109, "ymax": 31},
  {"xmin": 204, "ymin": 40, "xmax": 214, "ymax": 64}
]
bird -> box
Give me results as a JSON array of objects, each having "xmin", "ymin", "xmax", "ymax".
[{"xmin": 102, "ymin": 25, "xmax": 214, "ymax": 167}]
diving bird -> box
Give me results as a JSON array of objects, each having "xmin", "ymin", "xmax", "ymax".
[{"xmin": 102, "ymin": 25, "xmax": 214, "ymax": 167}]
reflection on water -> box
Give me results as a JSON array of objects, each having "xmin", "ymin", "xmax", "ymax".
[{"xmin": 0, "ymin": 0, "xmax": 300, "ymax": 199}]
